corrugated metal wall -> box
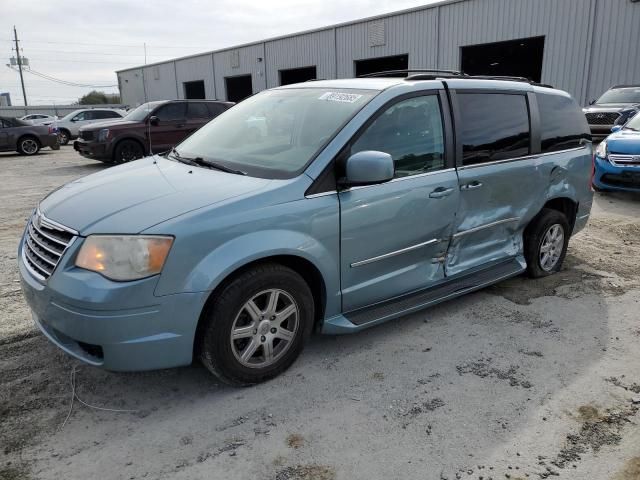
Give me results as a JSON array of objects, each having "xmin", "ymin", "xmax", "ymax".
[
  {"xmin": 175, "ymin": 54, "xmax": 216, "ymax": 99},
  {"xmin": 437, "ymin": 0, "xmax": 594, "ymax": 103},
  {"xmin": 265, "ymin": 29, "xmax": 335, "ymax": 88},
  {"xmin": 118, "ymin": 69, "xmax": 146, "ymax": 106},
  {"xmin": 213, "ymin": 44, "xmax": 267, "ymax": 101},
  {"xmin": 335, "ymin": 9, "xmax": 439, "ymax": 78},
  {"xmin": 117, "ymin": 0, "xmax": 639, "ymax": 107},
  {"xmin": 586, "ymin": 0, "xmax": 640, "ymax": 102},
  {"xmin": 142, "ymin": 62, "xmax": 178, "ymax": 101}
]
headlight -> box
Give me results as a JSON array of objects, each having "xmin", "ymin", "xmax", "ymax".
[
  {"xmin": 595, "ymin": 139, "xmax": 607, "ymax": 158},
  {"xmin": 97, "ymin": 128, "xmax": 110, "ymax": 142},
  {"xmin": 75, "ymin": 235, "xmax": 173, "ymax": 281}
]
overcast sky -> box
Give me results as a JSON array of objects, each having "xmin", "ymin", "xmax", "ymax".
[{"xmin": 1, "ymin": 0, "xmax": 440, "ymax": 106}]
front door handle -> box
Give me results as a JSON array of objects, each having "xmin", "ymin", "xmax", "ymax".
[
  {"xmin": 460, "ymin": 181, "xmax": 483, "ymax": 190},
  {"xmin": 429, "ymin": 187, "xmax": 454, "ymax": 199}
]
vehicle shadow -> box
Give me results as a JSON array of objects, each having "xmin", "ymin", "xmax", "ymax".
[{"xmin": 1, "ymin": 267, "xmax": 612, "ymax": 478}]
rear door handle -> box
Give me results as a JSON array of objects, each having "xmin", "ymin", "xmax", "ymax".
[
  {"xmin": 460, "ymin": 181, "xmax": 483, "ymax": 190},
  {"xmin": 429, "ymin": 187, "xmax": 454, "ymax": 199}
]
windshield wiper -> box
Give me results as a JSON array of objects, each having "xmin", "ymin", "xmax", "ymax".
[{"xmin": 167, "ymin": 148, "xmax": 246, "ymax": 175}]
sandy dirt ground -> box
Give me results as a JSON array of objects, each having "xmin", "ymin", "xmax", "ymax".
[{"xmin": 1, "ymin": 148, "xmax": 640, "ymax": 480}]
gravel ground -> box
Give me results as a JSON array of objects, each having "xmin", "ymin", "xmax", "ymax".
[{"xmin": 1, "ymin": 148, "xmax": 640, "ymax": 480}]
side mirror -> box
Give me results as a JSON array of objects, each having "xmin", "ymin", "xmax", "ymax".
[
  {"xmin": 611, "ymin": 125, "xmax": 623, "ymax": 133},
  {"xmin": 588, "ymin": 99, "xmax": 596, "ymax": 106},
  {"xmin": 149, "ymin": 116, "xmax": 159, "ymax": 126},
  {"xmin": 342, "ymin": 151, "xmax": 394, "ymax": 187}
]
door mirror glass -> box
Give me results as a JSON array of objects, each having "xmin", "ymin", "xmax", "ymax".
[
  {"xmin": 611, "ymin": 125, "xmax": 623, "ymax": 133},
  {"xmin": 149, "ymin": 115, "xmax": 159, "ymax": 126},
  {"xmin": 343, "ymin": 151, "xmax": 394, "ymax": 187}
]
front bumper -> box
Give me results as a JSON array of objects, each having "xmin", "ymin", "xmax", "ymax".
[
  {"xmin": 18, "ymin": 237, "xmax": 208, "ymax": 371},
  {"xmin": 588, "ymin": 125, "xmax": 613, "ymax": 142},
  {"xmin": 74, "ymin": 139, "xmax": 111, "ymax": 161},
  {"xmin": 593, "ymin": 155, "xmax": 640, "ymax": 192}
]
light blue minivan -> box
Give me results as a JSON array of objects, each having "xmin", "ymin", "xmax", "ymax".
[{"xmin": 19, "ymin": 73, "xmax": 593, "ymax": 385}]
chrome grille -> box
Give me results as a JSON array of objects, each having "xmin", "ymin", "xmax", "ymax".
[
  {"xmin": 22, "ymin": 210, "xmax": 76, "ymax": 281},
  {"xmin": 609, "ymin": 154, "xmax": 640, "ymax": 167},
  {"xmin": 585, "ymin": 112, "xmax": 620, "ymax": 125}
]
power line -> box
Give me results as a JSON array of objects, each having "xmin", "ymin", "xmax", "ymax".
[
  {"xmin": 20, "ymin": 48, "xmax": 173, "ymax": 57},
  {"xmin": 0, "ymin": 38, "xmax": 208, "ymax": 49},
  {"xmin": 7, "ymin": 66, "xmax": 117, "ymax": 88}
]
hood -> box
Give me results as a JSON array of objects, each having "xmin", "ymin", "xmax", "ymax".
[
  {"xmin": 606, "ymin": 129, "xmax": 640, "ymax": 155},
  {"xmin": 79, "ymin": 119, "xmax": 134, "ymax": 132},
  {"xmin": 583, "ymin": 103, "xmax": 640, "ymax": 113},
  {"xmin": 39, "ymin": 156, "xmax": 272, "ymax": 235}
]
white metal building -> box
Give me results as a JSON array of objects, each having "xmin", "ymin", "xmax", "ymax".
[{"xmin": 116, "ymin": 0, "xmax": 640, "ymax": 107}]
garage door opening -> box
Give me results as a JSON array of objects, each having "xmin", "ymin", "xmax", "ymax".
[
  {"xmin": 183, "ymin": 80, "xmax": 206, "ymax": 99},
  {"xmin": 461, "ymin": 36, "xmax": 545, "ymax": 82},
  {"xmin": 355, "ymin": 54, "xmax": 409, "ymax": 77},
  {"xmin": 225, "ymin": 75, "xmax": 253, "ymax": 103},
  {"xmin": 279, "ymin": 66, "xmax": 317, "ymax": 86}
]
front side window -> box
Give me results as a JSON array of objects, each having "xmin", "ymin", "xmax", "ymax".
[
  {"xmin": 537, "ymin": 93, "xmax": 590, "ymax": 153},
  {"xmin": 350, "ymin": 95, "xmax": 445, "ymax": 177},
  {"xmin": 72, "ymin": 111, "xmax": 88, "ymax": 121},
  {"xmin": 176, "ymin": 88, "xmax": 377, "ymax": 179},
  {"xmin": 458, "ymin": 93, "xmax": 530, "ymax": 165},
  {"xmin": 156, "ymin": 103, "xmax": 186, "ymax": 121},
  {"xmin": 124, "ymin": 102, "xmax": 164, "ymax": 122}
]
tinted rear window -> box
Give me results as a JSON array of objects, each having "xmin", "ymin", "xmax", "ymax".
[
  {"xmin": 536, "ymin": 93, "xmax": 590, "ymax": 153},
  {"xmin": 187, "ymin": 102, "xmax": 210, "ymax": 119},
  {"xmin": 458, "ymin": 93, "xmax": 530, "ymax": 165},
  {"xmin": 206, "ymin": 103, "xmax": 228, "ymax": 117}
]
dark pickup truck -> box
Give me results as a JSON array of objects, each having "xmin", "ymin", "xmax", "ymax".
[{"xmin": 74, "ymin": 99, "xmax": 234, "ymax": 163}]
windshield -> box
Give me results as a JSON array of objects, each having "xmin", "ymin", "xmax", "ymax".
[
  {"xmin": 124, "ymin": 101, "xmax": 164, "ymax": 122},
  {"xmin": 597, "ymin": 87, "xmax": 640, "ymax": 104},
  {"xmin": 175, "ymin": 88, "xmax": 377, "ymax": 178},
  {"xmin": 625, "ymin": 113, "xmax": 640, "ymax": 131},
  {"xmin": 59, "ymin": 110, "xmax": 83, "ymax": 121}
]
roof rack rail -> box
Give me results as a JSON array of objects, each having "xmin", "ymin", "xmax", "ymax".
[
  {"xmin": 611, "ymin": 84, "xmax": 640, "ymax": 89},
  {"xmin": 461, "ymin": 75, "xmax": 554, "ymax": 88},
  {"xmin": 358, "ymin": 69, "xmax": 464, "ymax": 78}
]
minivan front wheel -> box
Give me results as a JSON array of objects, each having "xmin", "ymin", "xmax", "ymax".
[
  {"xmin": 199, "ymin": 264, "xmax": 314, "ymax": 386},
  {"xmin": 524, "ymin": 208, "xmax": 570, "ymax": 278}
]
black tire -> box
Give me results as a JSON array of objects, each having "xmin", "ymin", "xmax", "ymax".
[
  {"xmin": 17, "ymin": 136, "xmax": 41, "ymax": 156},
  {"xmin": 524, "ymin": 208, "xmax": 570, "ymax": 278},
  {"xmin": 58, "ymin": 129, "xmax": 70, "ymax": 145},
  {"xmin": 198, "ymin": 263, "xmax": 314, "ymax": 386},
  {"xmin": 113, "ymin": 139, "xmax": 144, "ymax": 164}
]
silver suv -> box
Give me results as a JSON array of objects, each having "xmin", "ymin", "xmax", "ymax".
[{"xmin": 50, "ymin": 108, "xmax": 126, "ymax": 145}]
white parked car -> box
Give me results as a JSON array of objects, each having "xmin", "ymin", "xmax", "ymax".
[
  {"xmin": 50, "ymin": 108, "xmax": 126, "ymax": 145},
  {"xmin": 19, "ymin": 114, "xmax": 58, "ymax": 125}
]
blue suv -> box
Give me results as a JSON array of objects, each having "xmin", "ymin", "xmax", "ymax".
[
  {"xmin": 19, "ymin": 73, "xmax": 593, "ymax": 385},
  {"xmin": 593, "ymin": 112, "xmax": 640, "ymax": 192}
]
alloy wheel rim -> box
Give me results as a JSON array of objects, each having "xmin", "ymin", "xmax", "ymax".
[
  {"xmin": 539, "ymin": 223, "xmax": 564, "ymax": 271},
  {"xmin": 121, "ymin": 145, "xmax": 139, "ymax": 162},
  {"xmin": 59, "ymin": 132, "xmax": 68, "ymax": 143},
  {"xmin": 230, "ymin": 289, "xmax": 299, "ymax": 369},
  {"xmin": 22, "ymin": 139, "xmax": 38, "ymax": 154}
]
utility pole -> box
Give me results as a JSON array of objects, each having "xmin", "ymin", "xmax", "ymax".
[
  {"xmin": 144, "ymin": 42, "xmax": 147, "ymax": 64},
  {"xmin": 13, "ymin": 25, "xmax": 28, "ymax": 106}
]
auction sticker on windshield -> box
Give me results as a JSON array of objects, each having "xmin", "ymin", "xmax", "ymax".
[{"xmin": 318, "ymin": 92, "xmax": 363, "ymax": 103}]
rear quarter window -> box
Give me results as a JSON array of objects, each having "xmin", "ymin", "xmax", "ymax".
[{"xmin": 536, "ymin": 93, "xmax": 591, "ymax": 153}]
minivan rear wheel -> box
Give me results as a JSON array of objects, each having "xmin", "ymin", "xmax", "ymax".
[
  {"xmin": 524, "ymin": 208, "xmax": 570, "ymax": 278},
  {"xmin": 198, "ymin": 263, "xmax": 314, "ymax": 386}
]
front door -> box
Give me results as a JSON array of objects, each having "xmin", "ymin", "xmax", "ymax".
[
  {"xmin": 149, "ymin": 102, "xmax": 188, "ymax": 152},
  {"xmin": 446, "ymin": 90, "xmax": 543, "ymax": 276},
  {"xmin": 339, "ymin": 93, "xmax": 459, "ymax": 312}
]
